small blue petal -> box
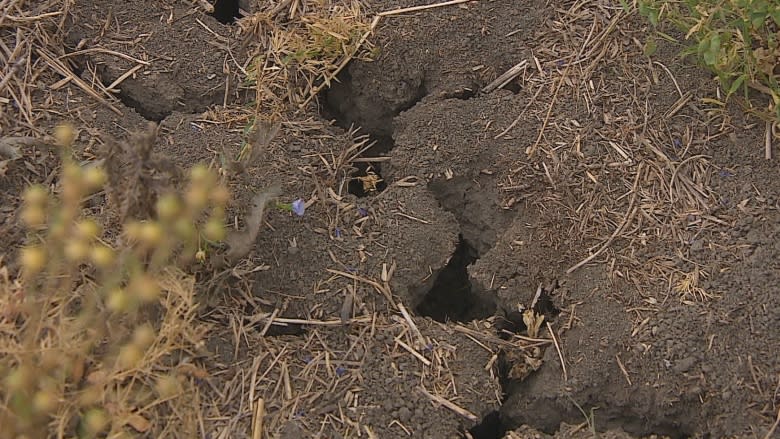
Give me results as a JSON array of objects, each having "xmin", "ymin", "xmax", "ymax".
[
  {"xmin": 335, "ymin": 366, "xmax": 347, "ymax": 377},
  {"xmin": 358, "ymin": 207, "xmax": 368, "ymax": 217},
  {"xmin": 335, "ymin": 227, "xmax": 342, "ymax": 238},
  {"xmin": 292, "ymin": 199, "xmax": 305, "ymax": 217},
  {"xmin": 673, "ymin": 138, "xmax": 682, "ymax": 147},
  {"xmin": 718, "ymin": 169, "xmax": 734, "ymax": 178}
]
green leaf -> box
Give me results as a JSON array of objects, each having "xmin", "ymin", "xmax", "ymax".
[
  {"xmin": 639, "ymin": 2, "xmax": 660, "ymax": 27},
  {"xmin": 751, "ymin": 12, "xmax": 767, "ymax": 29},
  {"xmin": 656, "ymin": 31, "xmax": 678, "ymax": 42},
  {"xmin": 727, "ymin": 74, "xmax": 747, "ymax": 97},
  {"xmin": 771, "ymin": 10, "xmax": 780, "ymax": 26},
  {"xmin": 703, "ymin": 34, "xmax": 721, "ymax": 66},
  {"xmin": 650, "ymin": 9, "xmax": 660, "ymax": 27}
]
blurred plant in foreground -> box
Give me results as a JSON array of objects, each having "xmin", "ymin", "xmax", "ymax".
[{"xmin": 0, "ymin": 124, "xmax": 228, "ymax": 438}]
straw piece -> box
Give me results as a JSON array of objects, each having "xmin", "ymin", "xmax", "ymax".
[
  {"xmin": 419, "ymin": 386, "xmax": 478, "ymax": 422},
  {"xmin": 547, "ymin": 322, "xmax": 567, "ymax": 382},
  {"xmin": 378, "ymin": 0, "xmax": 472, "ymax": 16},
  {"xmin": 482, "ymin": 60, "xmax": 527, "ymax": 93},
  {"xmin": 397, "ymin": 302, "xmax": 427, "ymax": 348},
  {"xmin": 36, "ymin": 48, "xmax": 122, "ymax": 115},
  {"xmin": 251, "ymin": 398, "xmax": 264, "ymax": 439},
  {"xmin": 395, "ymin": 337, "xmax": 431, "ymax": 366}
]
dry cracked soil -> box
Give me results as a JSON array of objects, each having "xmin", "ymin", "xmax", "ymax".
[{"xmin": 2, "ymin": 0, "xmax": 780, "ymax": 438}]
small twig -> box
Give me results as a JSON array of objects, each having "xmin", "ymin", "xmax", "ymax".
[
  {"xmin": 60, "ymin": 48, "xmax": 150, "ymax": 65},
  {"xmin": 615, "ymin": 354, "xmax": 632, "ymax": 386},
  {"xmin": 494, "ymin": 84, "xmax": 544, "ymax": 139},
  {"xmin": 482, "ymin": 60, "xmax": 527, "ymax": 93},
  {"xmin": 766, "ymin": 121, "xmax": 773, "ymax": 160},
  {"xmin": 393, "ymin": 211, "xmax": 431, "ymax": 224},
  {"xmin": 378, "ymin": 0, "xmax": 472, "ymax": 16},
  {"xmin": 0, "ymin": 58, "xmax": 24, "ymax": 95},
  {"xmin": 664, "ymin": 92, "xmax": 692, "ymax": 119},
  {"xmin": 653, "ymin": 61, "xmax": 684, "ymax": 99},
  {"xmin": 397, "ymin": 303, "xmax": 427, "ymax": 348},
  {"xmin": 105, "ymin": 64, "xmax": 144, "ymax": 92},
  {"xmin": 546, "ymin": 322, "xmax": 567, "ymax": 382},
  {"xmin": 530, "ymin": 284, "xmax": 542, "ymax": 310},
  {"xmin": 419, "ymin": 386, "xmax": 478, "ymax": 422},
  {"xmin": 258, "ymin": 309, "xmax": 279, "ymax": 337},
  {"xmin": 326, "ymin": 268, "xmax": 394, "ymax": 304},
  {"xmin": 251, "ymin": 398, "xmax": 264, "ymax": 439},
  {"xmin": 395, "ymin": 338, "xmax": 431, "ymax": 366},
  {"xmin": 260, "ymin": 315, "xmax": 373, "ymax": 327}
]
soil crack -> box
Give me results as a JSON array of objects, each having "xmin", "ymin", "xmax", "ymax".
[
  {"xmin": 415, "ymin": 237, "xmax": 496, "ymax": 322},
  {"xmin": 210, "ymin": 0, "xmax": 241, "ymax": 24}
]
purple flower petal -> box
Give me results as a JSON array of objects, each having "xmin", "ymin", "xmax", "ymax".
[
  {"xmin": 334, "ymin": 227, "xmax": 342, "ymax": 238},
  {"xmin": 335, "ymin": 366, "xmax": 347, "ymax": 377},
  {"xmin": 358, "ymin": 207, "xmax": 368, "ymax": 217},
  {"xmin": 291, "ymin": 199, "xmax": 305, "ymax": 217}
]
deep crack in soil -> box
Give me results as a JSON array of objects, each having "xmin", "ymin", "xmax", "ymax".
[
  {"xmin": 320, "ymin": 67, "xmax": 424, "ymax": 197},
  {"xmin": 414, "ymin": 236, "xmax": 495, "ymax": 323},
  {"xmin": 320, "ymin": 62, "xmax": 501, "ymax": 323},
  {"xmin": 210, "ymin": 0, "xmax": 241, "ymax": 24}
]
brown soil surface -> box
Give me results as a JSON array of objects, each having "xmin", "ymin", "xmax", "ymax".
[{"xmin": 2, "ymin": 0, "xmax": 780, "ymax": 438}]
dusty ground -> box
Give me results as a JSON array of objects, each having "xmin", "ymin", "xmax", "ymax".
[{"xmin": 2, "ymin": 0, "xmax": 780, "ymax": 438}]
